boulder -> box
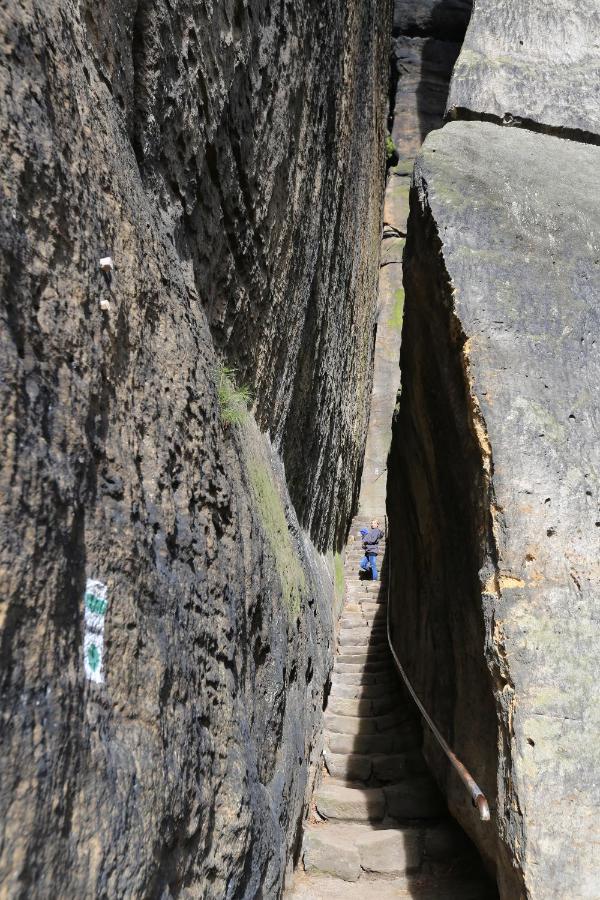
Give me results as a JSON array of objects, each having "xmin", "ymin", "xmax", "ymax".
[{"xmin": 388, "ymin": 119, "xmax": 600, "ymax": 898}]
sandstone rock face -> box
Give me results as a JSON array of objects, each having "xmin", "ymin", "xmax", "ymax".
[
  {"xmin": 447, "ymin": 0, "xmax": 600, "ymax": 141},
  {"xmin": 0, "ymin": 0, "xmax": 390, "ymax": 896},
  {"xmin": 388, "ymin": 120, "xmax": 600, "ymax": 897},
  {"xmin": 79, "ymin": 0, "xmax": 390, "ymax": 552}
]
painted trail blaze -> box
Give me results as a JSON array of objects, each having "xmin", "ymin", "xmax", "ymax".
[{"xmin": 83, "ymin": 578, "xmax": 109, "ymax": 684}]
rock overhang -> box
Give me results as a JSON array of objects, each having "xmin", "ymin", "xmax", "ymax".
[{"xmin": 447, "ymin": 0, "xmax": 600, "ymax": 142}]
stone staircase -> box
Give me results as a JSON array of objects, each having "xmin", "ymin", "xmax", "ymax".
[{"xmin": 288, "ymin": 516, "xmax": 496, "ymax": 899}]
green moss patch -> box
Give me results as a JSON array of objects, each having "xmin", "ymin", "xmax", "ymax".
[
  {"xmin": 334, "ymin": 552, "xmax": 345, "ymax": 603},
  {"xmin": 389, "ymin": 287, "xmax": 405, "ymax": 332},
  {"xmin": 247, "ymin": 457, "xmax": 306, "ymax": 617}
]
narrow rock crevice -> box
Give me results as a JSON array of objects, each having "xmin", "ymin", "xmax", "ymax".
[
  {"xmin": 387, "ymin": 189, "xmax": 523, "ymax": 894},
  {"xmin": 447, "ymin": 105, "xmax": 600, "ymax": 149},
  {"xmin": 290, "ymin": 2, "xmax": 498, "ymax": 896}
]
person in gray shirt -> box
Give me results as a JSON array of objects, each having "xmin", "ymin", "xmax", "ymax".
[{"xmin": 359, "ymin": 519, "xmax": 384, "ymax": 580}]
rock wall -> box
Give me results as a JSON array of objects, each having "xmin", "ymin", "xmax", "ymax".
[
  {"xmin": 388, "ymin": 1, "xmax": 600, "ymax": 897},
  {"xmin": 447, "ymin": 0, "xmax": 600, "ymax": 142},
  {"xmin": 0, "ymin": 0, "xmax": 390, "ymax": 896}
]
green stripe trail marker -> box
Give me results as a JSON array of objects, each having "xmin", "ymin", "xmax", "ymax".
[{"xmin": 83, "ymin": 578, "xmax": 108, "ymax": 684}]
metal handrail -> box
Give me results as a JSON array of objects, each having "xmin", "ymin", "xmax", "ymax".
[{"xmin": 383, "ymin": 517, "xmax": 490, "ymax": 822}]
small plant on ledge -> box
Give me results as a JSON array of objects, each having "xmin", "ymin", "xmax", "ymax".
[
  {"xmin": 217, "ymin": 364, "xmax": 252, "ymax": 426},
  {"xmin": 385, "ymin": 132, "xmax": 399, "ymax": 168}
]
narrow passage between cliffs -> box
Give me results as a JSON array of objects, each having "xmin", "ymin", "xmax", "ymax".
[{"xmin": 287, "ymin": 3, "xmax": 498, "ymax": 896}]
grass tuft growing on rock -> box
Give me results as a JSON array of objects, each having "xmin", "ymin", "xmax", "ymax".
[
  {"xmin": 248, "ymin": 458, "xmax": 306, "ymax": 617},
  {"xmin": 217, "ymin": 365, "xmax": 252, "ymax": 426},
  {"xmin": 385, "ymin": 133, "xmax": 397, "ymax": 162}
]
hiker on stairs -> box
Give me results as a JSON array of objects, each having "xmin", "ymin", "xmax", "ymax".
[{"xmin": 359, "ymin": 519, "xmax": 384, "ymax": 580}]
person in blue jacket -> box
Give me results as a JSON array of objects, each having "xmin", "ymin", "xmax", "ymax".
[{"xmin": 359, "ymin": 519, "xmax": 384, "ymax": 580}]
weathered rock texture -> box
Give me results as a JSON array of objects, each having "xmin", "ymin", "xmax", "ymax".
[
  {"xmin": 0, "ymin": 0, "xmax": 390, "ymax": 896},
  {"xmin": 447, "ymin": 0, "xmax": 600, "ymax": 142},
  {"xmin": 389, "ymin": 120, "xmax": 600, "ymax": 898},
  {"xmin": 82, "ymin": 0, "xmax": 391, "ymax": 552}
]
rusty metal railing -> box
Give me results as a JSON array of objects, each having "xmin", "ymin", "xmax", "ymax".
[{"xmin": 382, "ymin": 517, "xmax": 490, "ymax": 822}]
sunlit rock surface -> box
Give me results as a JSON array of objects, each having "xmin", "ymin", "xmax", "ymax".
[
  {"xmin": 0, "ymin": 0, "xmax": 390, "ymax": 895},
  {"xmin": 447, "ymin": 0, "xmax": 600, "ymax": 141},
  {"xmin": 388, "ymin": 120, "xmax": 600, "ymax": 899}
]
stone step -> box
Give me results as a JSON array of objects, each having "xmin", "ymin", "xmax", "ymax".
[
  {"xmin": 355, "ymin": 601, "xmax": 387, "ymax": 614},
  {"xmin": 337, "ymin": 644, "xmax": 389, "ymax": 660},
  {"xmin": 372, "ymin": 751, "xmax": 427, "ymax": 783},
  {"xmin": 423, "ymin": 822, "xmax": 473, "ymax": 862},
  {"xmin": 302, "ymin": 821, "xmax": 421, "ymax": 882},
  {"xmin": 324, "ymin": 750, "xmax": 427, "ymax": 784},
  {"xmin": 327, "ymin": 696, "xmax": 395, "ymax": 717},
  {"xmin": 335, "ymin": 643, "xmax": 389, "ymax": 657},
  {"xmin": 343, "ymin": 599, "xmax": 386, "ymax": 609},
  {"xmin": 383, "ymin": 778, "xmax": 446, "ymax": 819},
  {"xmin": 339, "ymin": 626, "xmax": 387, "ymax": 637},
  {"xmin": 334, "ymin": 652, "xmax": 391, "ymax": 666},
  {"xmin": 338, "ymin": 639, "xmax": 388, "ymax": 653},
  {"xmin": 339, "ymin": 625, "xmax": 386, "ymax": 638},
  {"xmin": 340, "ymin": 617, "xmax": 386, "ymax": 628},
  {"xmin": 343, "ymin": 599, "xmax": 386, "ymax": 611},
  {"xmin": 336, "ymin": 658, "xmax": 390, "ymax": 674},
  {"xmin": 315, "ymin": 782, "xmax": 385, "ymax": 822},
  {"xmin": 341, "ymin": 603, "xmax": 387, "ymax": 615},
  {"xmin": 329, "ymin": 679, "xmax": 399, "ymax": 700},
  {"xmin": 344, "ymin": 595, "xmax": 386, "ymax": 606},
  {"xmin": 340, "ymin": 617, "xmax": 386, "ymax": 631},
  {"xmin": 340, "ymin": 613, "xmax": 386, "ymax": 626},
  {"xmin": 325, "ymin": 709, "xmax": 408, "ymax": 736},
  {"xmin": 333, "ymin": 659, "xmax": 392, "ymax": 675},
  {"xmin": 315, "ymin": 776, "xmax": 443, "ymax": 823},
  {"xmin": 345, "ymin": 580, "xmax": 385, "ymax": 592},
  {"xmin": 343, "ymin": 595, "xmax": 387, "ymax": 606},
  {"xmin": 331, "ymin": 670, "xmax": 397, "ymax": 686},
  {"xmin": 324, "ymin": 751, "xmax": 372, "ymax": 783},
  {"xmin": 338, "ymin": 633, "xmax": 387, "ymax": 646},
  {"xmin": 338, "ymin": 630, "xmax": 387, "ymax": 648},
  {"xmin": 327, "ymin": 728, "xmax": 420, "ymax": 756},
  {"xmin": 289, "ymin": 870, "xmax": 496, "ymax": 899},
  {"xmin": 340, "ymin": 617, "xmax": 386, "ymax": 630},
  {"xmin": 336, "ymin": 654, "xmax": 390, "ymax": 670}
]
